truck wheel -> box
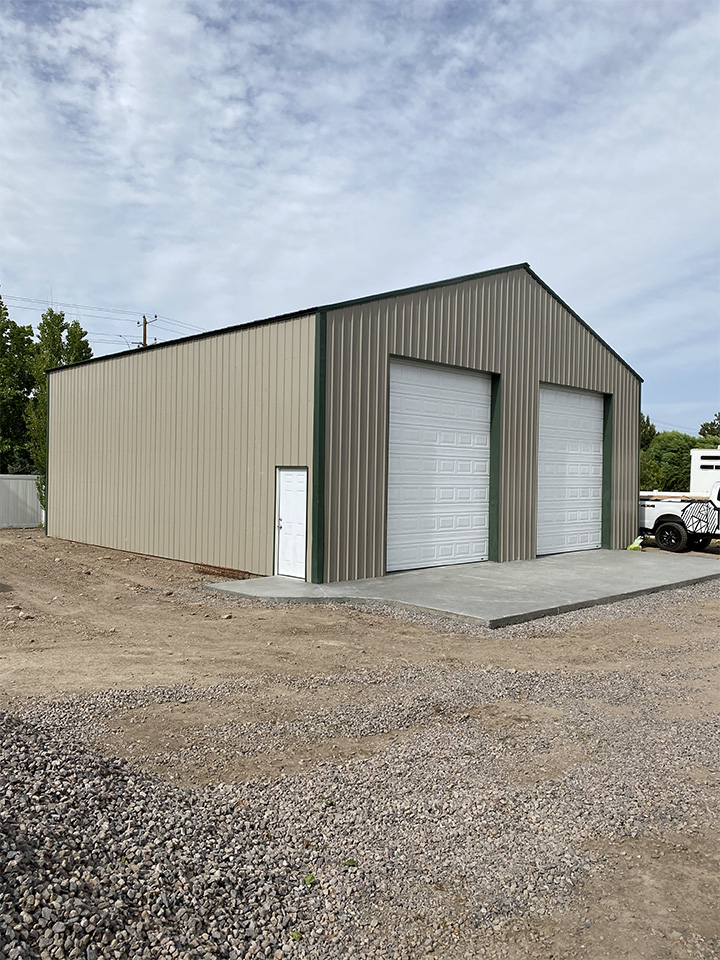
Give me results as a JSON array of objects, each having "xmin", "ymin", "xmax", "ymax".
[
  {"xmin": 655, "ymin": 521, "xmax": 688, "ymax": 552},
  {"xmin": 690, "ymin": 535, "xmax": 713, "ymax": 551}
]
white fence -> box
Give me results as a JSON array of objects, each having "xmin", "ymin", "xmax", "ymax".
[{"xmin": 0, "ymin": 475, "xmax": 43, "ymax": 528}]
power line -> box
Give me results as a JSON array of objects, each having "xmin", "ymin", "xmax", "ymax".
[
  {"xmin": 6, "ymin": 294, "xmax": 147, "ymax": 319},
  {"xmin": 8, "ymin": 305, "xmax": 202, "ymax": 340},
  {"xmin": 3, "ymin": 294, "xmax": 205, "ymax": 332},
  {"xmin": 8, "ymin": 303, "xmax": 140, "ymax": 324},
  {"xmin": 653, "ymin": 418, "xmax": 699, "ymax": 434}
]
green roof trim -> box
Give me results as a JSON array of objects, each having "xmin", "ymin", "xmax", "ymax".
[
  {"xmin": 319, "ymin": 262, "xmax": 531, "ymax": 312},
  {"xmin": 522, "ymin": 265, "xmax": 642, "ymax": 383},
  {"xmin": 45, "ymin": 263, "xmax": 642, "ymax": 383}
]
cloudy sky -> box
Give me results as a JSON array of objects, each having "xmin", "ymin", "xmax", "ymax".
[{"xmin": 1, "ymin": 0, "xmax": 718, "ymax": 434}]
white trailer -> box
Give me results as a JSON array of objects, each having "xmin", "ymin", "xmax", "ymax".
[
  {"xmin": 639, "ymin": 481, "xmax": 720, "ymax": 552},
  {"xmin": 690, "ymin": 446, "xmax": 720, "ymax": 496}
]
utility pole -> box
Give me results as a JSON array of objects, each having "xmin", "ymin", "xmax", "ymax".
[{"xmin": 137, "ymin": 314, "xmax": 157, "ymax": 347}]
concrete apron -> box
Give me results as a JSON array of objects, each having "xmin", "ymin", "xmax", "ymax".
[{"xmin": 207, "ymin": 550, "xmax": 720, "ymax": 628}]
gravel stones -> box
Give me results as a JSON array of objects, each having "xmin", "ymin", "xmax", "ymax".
[
  {"xmin": 2, "ymin": 580, "xmax": 719, "ymax": 959},
  {"xmin": 2, "ymin": 711, "xmax": 298, "ymax": 958}
]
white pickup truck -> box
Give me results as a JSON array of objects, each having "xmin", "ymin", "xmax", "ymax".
[{"xmin": 639, "ymin": 481, "xmax": 720, "ymax": 552}]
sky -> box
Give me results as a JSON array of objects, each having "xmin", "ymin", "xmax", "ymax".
[{"xmin": 1, "ymin": 0, "xmax": 718, "ymax": 435}]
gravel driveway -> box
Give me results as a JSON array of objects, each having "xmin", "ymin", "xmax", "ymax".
[{"xmin": 1, "ymin": 532, "xmax": 718, "ymax": 959}]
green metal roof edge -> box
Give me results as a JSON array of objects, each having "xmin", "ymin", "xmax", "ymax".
[
  {"xmin": 46, "ymin": 262, "xmax": 642, "ymax": 383},
  {"xmin": 45, "ymin": 306, "xmax": 320, "ymax": 374},
  {"xmin": 318, "ymin": 262, "xmax": 531, "ymax": 312},
  {"xmin": 320, "ymin": 262, "xmax": 642, "ymax": 383},
  {"xmin": 522, "ymin": 265, "xmax": 642, "ymax": 383}
]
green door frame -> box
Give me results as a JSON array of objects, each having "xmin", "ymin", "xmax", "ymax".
[
  {"xmin": 602, "ymin": 393, "xmax": 614, "ymax": 549},
  {"xmin": 311, "ymin": 311, "xmax": 327, "ymax": 583}
]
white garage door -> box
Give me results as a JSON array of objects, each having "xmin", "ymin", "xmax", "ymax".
[
  {"xmin": 537, "ymin": 385, "xmax": 604, "ymax": 556},
  {"xmin": 387, "ymin": 360, "xmax": 491, "ymax": 572}
]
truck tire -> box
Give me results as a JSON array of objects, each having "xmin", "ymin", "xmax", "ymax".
[
  {"xmin": 655, "ymin": 521, "xmax": 689, "ymax": 552},
  {"xmin": 690, "ymin": 535, "xmax": 713, "ymax": 551}
]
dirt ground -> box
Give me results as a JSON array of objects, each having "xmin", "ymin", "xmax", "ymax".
[{"xmin": 1, "ymin": 528, "xmax": 719, "ymax": 959}]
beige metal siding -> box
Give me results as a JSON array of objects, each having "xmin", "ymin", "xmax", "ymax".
[
  {"xmin": 325, "ymin": 268, "xmax": 640, "ymax": 582},
  {"xmin": 47, "ymin": 315, "xmax": 315, "ymax": 575}
]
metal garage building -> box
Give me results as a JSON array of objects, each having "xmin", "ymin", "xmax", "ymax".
[{"xmin": 46, "ymin": 263, "xmax": 642, "ymax": 583}]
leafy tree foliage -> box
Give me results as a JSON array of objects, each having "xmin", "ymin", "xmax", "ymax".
[
  {"xmin": 0, "ymin": 292, "xmax": 35, "ymax": 474},
  {"xmin": 698, "ymin": 412, "xmax": 720, "ymax": 440},
  {"xmin": 25, "ymin": 308, "xmax": 92, "ymax": 508},
  {"xmin": 639, "ymin": 413, "xmax": 657, "ymax": 451},
  {"xmin": 640, "ymin": 430, "xmax": 720, "ymax": 492},
  {"xmin": 639, "ymin": 446, "xmax": 661, "ymax": 491}
]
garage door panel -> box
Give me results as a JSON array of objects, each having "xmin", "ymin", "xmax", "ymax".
[
  {"xmin": 389, "ymin": 484, "xmax": 489, "ymax": 506},
  {"xmin": 389, "ymin": 500, "xmax": 489, "ymax": 518},
  {"xmin": 388, "ymin": 512, "xmax": 489, "ymax": 536},
  {"xmin": 387, "ymin": 361, "xmax": 491, "ymax": 572},
  {"xmin": 537, "ymin": 527, "xmax": 601, "ymax": 553},
  {"xmin": 386, "ymin": 537, "xmax": 488, "ymax": 568},
  {"xmin": 537, "ymin": 385, "xmax": 604, "ymax": 556},
  {"xmin": 389, "ymin": 455, "xmax": 488, "ymax": 476}
]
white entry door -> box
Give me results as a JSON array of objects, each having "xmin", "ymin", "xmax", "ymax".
[
  {"xmin": 275, "ymin": 468, "xmax": 307, "ymax": 579},
  {"xmin": 387, "ymin": 360, "xmax": 492, "ymax": 571},
  {"xmin": 537, "ymin": 385, "xmax": 604, "ymax": 556}
]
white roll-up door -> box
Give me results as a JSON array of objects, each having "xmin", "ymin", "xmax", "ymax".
[
  {"xmin": 537, "ymin": 385, "xmax": 604, "ymax": 556},
  {"xmin": 387, "ymin": 360, "xmax": 492, "ymax": 572}
]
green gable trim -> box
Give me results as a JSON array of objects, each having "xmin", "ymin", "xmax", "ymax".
[
  {"xmin": 47, "ymin": 263, "xmax": 642, "ymax": 387},
  {"xmin": 602, "ymin": 393, "xmax": 614, "ymax": 549},
  {"xmin": 322, "ymin": 263, "xmax": 642, "ymax": 384},
  {"xmin": 523, "ymin": 267, "xmax": 642, "ymax": 384},
  {"xmin": 311, "ymin": 311, "xmax": 327, "ymax": 583},
  {"xmin": 321, "ymin": 263, "xmax": 529, "ymax": 313}
]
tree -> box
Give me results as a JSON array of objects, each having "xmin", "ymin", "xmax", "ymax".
[
  {"xmin": 698, "ymin": 412, "xmax": 720, "ymax": 440},
  {"xmin": 639, "ymin": 446, "xmax": 661, "ymax": 491},
  {"xmin": 26, "ymin": 308, "xmax": 92, "ymax": 507},
  {"xmin": 639, "ymin": 413, "xmax": 657, "ymax": 451},
  {"xmin": 0, "ymin": 292, "xmax": 35, "ymax": 474},
  {"xmin": 639, "ymin": 430, "xmax": 720, "ymax": 492}
]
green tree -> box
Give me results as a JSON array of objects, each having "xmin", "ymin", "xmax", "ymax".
[
  {"xmin": 698, "ymin": 412, "xmax": 720, "ymax": 440},
  {"xmin": 639, "ymin": 412, "xmax": 657, "ymax": 451},
  {"xmin": 639, "ymin": 447, "xmax": 661, "ymax": 491},
  {"xmin": 0, "ymin": 292, "xmax": 35, "ymax": 474},
  {"xmin": 639, "ymin": 430, "xmax": 720, "ymax": 492},
  {"xmin": 26, "ymin": 308, "xmax": 92, "ymax": 507}
]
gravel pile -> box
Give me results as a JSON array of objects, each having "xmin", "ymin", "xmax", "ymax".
[
  {"xmin": 2, "ymin": 711, "xmax": 304, "ymax": 960},
  {"xmin": 4, "ymin": 634, "xmax": 719, "ymax": 959}
]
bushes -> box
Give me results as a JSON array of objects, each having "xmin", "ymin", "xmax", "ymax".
[{"xmin": 640, "ymin": 430, "xmax": 720, "ymax": 491}]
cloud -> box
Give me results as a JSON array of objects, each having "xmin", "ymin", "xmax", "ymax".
[{"xmin": 0, "ymin": 0, "xmax": 717, "ymax": 430}]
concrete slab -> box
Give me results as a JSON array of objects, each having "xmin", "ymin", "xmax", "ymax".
[{"xmin": 206, "ymin": 550, "xmax": 720, "ymax": 628}]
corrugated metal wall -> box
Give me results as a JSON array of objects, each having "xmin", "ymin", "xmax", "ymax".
[
  {"xmin": 324, "ymin": 268, "xmax": 640, "ymax": 582},
  {"xmin": 47, "ymin": 315, "xmax": 316, "ymax": 574}
]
